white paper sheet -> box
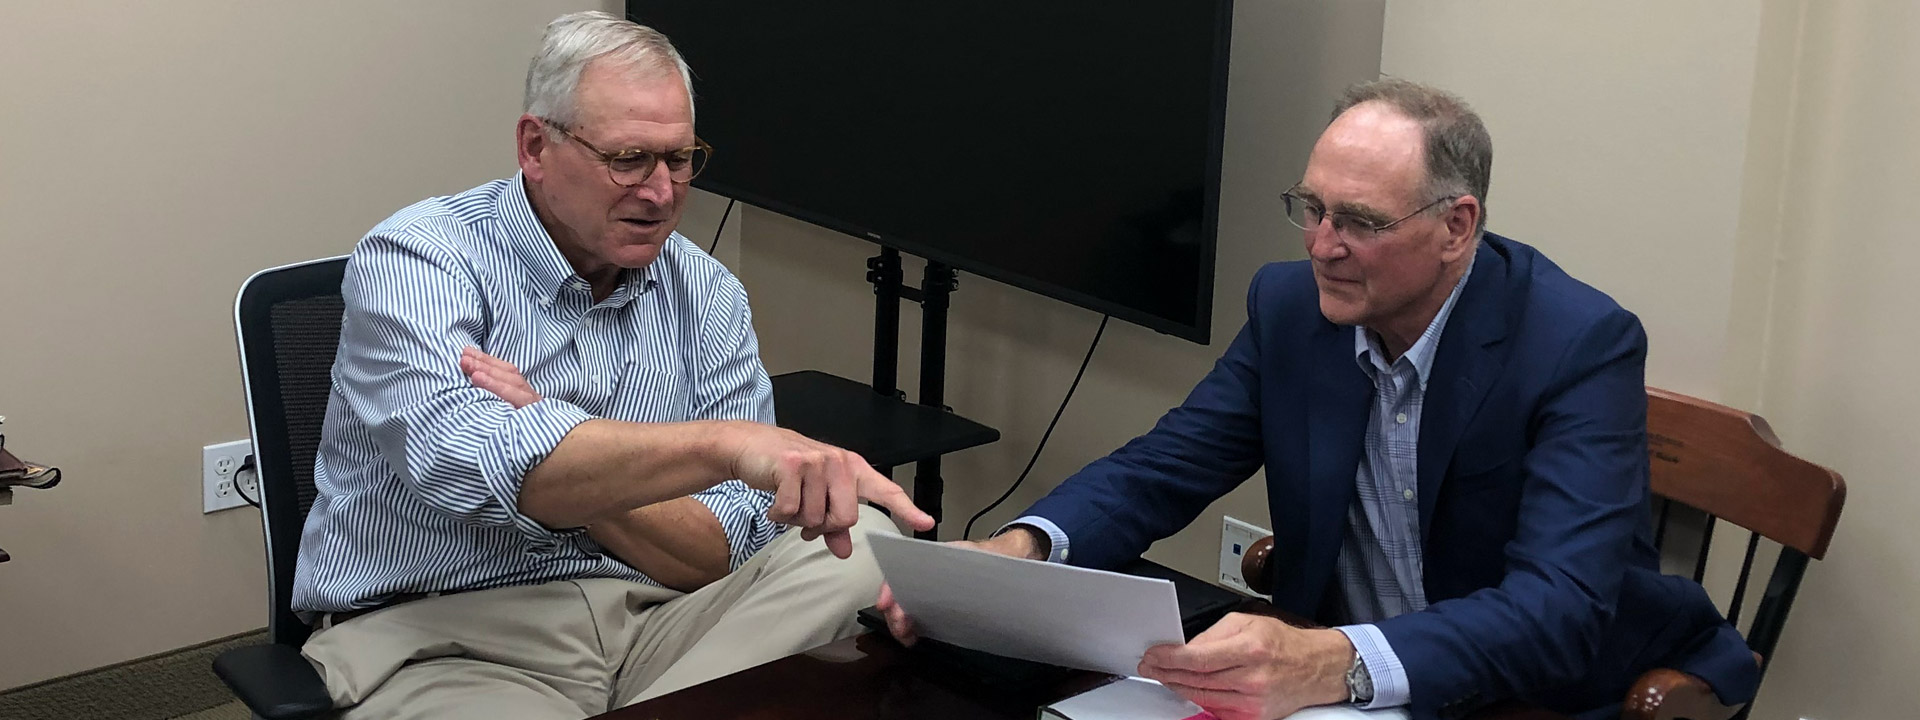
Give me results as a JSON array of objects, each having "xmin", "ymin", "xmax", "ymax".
[
  {"xmin": 1042, "ymin": 677, "xmax": 1206, "ymax": 719},
  {"xmin": 868, "ymin": 533, "xmax": 1186, "ymax": 677},
  {"xmin": 1043, "ymin": 677, "xmax": 1414, "ymax": 720}
]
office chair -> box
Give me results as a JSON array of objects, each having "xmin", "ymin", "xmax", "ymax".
[{"xmin": 212, "ymin": 256, "xmax": 348, "ymax": 719}]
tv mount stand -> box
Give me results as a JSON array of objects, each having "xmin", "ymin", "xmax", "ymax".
[{"xmin": 768, "ymin": 247, "xmax": 999, "ymax": 539}]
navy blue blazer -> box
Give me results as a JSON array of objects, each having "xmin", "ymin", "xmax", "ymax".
[{"xmin": 1023, "ymin": 234, "xmax": 1759, "ymax": 718}]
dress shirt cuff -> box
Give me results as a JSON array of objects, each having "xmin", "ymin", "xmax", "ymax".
[
  {"xmin": 1336, "ymin": 623, "xmax": 1411, "ymax": 709},
  {"xmin": 690, "ymin": 481, "xmax": 781, "ymax": 571},
  {"xmin": 479, "ymin": 398, "xmax": 594, "ymax": 548},
  {"xmin": 999, "ymin": 516, "xmax": 1070, "ymax": 564}
]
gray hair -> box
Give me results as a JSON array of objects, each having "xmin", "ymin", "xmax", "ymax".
[
  {"xmin": 1333, "ymin": 78, "xmax": 1491, "ymax": 237},
  {"xmin": 524, "ymin": 11, "xmax": 695, "ymax": 132}
]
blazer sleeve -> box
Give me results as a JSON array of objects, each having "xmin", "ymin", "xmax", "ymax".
[
  {"xmin": 1019, "ymin": 265, "xmax": 1278, "ymax": 570},
  {"xmin": 1377, "ymin": 308, "xmax": 1652, "ymax": 715}
]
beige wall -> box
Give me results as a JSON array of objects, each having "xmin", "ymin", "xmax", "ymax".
[
  {"xmin": 1382, "ymin": 1, "xmax": 1768, "ymax": 401},
  {"xmin": 740, "ymin": 0, "xmax": 1387, "ymax": 579},
  {"xmin": 1743, "ymin": 3, "xmax": 1920, "ymax": 718},
  {"xmin": 0, "ymin": 0, "xmax": 743, "ymax": 691}
]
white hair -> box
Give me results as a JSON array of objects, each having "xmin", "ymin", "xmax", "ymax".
[{"xmin": 523, "ymin": 11, "xmax": 695, "ymax": 132}]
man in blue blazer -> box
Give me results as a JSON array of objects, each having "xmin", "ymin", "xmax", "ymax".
[{"xmin": 879, "ymin": 79, "xmax": 1760, "ymax": 720}]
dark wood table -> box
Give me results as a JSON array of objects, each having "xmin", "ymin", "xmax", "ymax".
[
  {"xmin": 615, "ymin": 632, "xmax": 1108, "ymax": 720},
  {"xmin": 611, "ymin": 605, "xmax": 1570, "ymax": 720}
]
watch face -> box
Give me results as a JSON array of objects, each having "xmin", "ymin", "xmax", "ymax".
[{"xmin": 1348, "ymin": 658, "xmax": 1374, "ymax": 702}]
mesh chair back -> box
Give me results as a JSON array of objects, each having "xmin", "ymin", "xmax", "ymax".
[{"xmin": 235, "ymin": 257, "xmax": 348, "ymax": 648}]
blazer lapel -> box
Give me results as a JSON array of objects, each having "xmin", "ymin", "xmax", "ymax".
[
  {"xmin": 1417, "ymin": 245, "xmax": 1513, "ymax": 541},
  {"xmin": 1292, "ymin": 319, "xmax": 1370, "ymax": 614}
]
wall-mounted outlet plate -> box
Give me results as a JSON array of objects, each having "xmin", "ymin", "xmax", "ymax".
[
  {"xmin": 1220, "ymin": 515, "xmax": 1272, "ymax": 597},
  {"xmin": 203, "ymin": 440, "xmax": 253, "ymax": 514}
]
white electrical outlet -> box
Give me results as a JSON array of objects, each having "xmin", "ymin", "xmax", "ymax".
[
  {"xmin": 203, "ymin": 440, "xmax": 254, "ymax": 513},
  {"xmin": 1219, "ymin": 515, "xmax": 1272, "ymax": 597}
]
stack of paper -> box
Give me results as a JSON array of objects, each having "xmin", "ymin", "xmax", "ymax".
[
  {"xmin": 1039, "ymin": 677, "xmax": 1414, "ymax": 720},
  {"xmin": 1038, "ymin": 677, "xmax": 1213, "ymax": 719}
]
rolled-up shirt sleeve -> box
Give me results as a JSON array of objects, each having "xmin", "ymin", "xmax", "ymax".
[
  {"xmin": 338, "ymin": 229, "xmax": 590, "ymax": 548},
  {"xmin": 687, "ymin": 273, "xmax": 782, "ymax": 568}
]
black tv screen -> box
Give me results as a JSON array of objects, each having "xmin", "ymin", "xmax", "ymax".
[{"xmin": 630, "ymin": 2, "xmax": 1233, "ymax": 343}]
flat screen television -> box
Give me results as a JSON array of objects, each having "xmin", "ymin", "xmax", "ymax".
[{"xmin": 629, "ymin": 2, "xmax": 1234, "ymax": 343}]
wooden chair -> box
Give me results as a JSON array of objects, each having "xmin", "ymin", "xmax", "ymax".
[
  {"xmin": 1621, "ymin": 388, "xmax": 1843, "ymax": 720},
  {"xmin": 1239, "ymin": 387, "xmax": 1844, "ymax": 720}
]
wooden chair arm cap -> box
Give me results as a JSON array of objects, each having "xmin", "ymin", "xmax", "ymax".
[
  {"xmin": 1240, "ymin": 535, "xmax": 1275, "ymax": 593},
  {"xmin": 1622, "ymin": 668, "xmax": 1743, "ymax": 720}
]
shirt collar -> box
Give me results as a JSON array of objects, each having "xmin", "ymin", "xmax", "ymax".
[
  {"xmin": 497, "ymin": 172, "xmax": 653, "ymax": 306},
  {"xmin": 1354, "ymin": 260, "xmax": 1474, "ymax": 389}
]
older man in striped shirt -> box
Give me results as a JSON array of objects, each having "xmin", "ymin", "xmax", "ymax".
[{"xmin": 293, "ymin": 12, "xmax": 929, "ymax": 719}]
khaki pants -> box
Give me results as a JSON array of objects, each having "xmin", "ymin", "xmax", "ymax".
[{"xmin": 301, "ymin": 506, "xmax": 896, "ymax": 719}]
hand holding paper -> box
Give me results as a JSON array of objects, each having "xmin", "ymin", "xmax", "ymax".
[{"xmin": 1138, "ymin": 612, "xmax": 1356, "ymax": 720}]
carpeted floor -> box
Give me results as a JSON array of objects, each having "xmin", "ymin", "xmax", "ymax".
[
  {"xmin": 167, "ymin": 701, "xmax": 251, "ymax": 720},
  {"xmin": 0, "ymin": 630, "xmax": 265, "ymax": 720}
]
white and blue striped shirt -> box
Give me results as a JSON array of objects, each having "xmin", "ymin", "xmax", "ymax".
[{"xmin": 293, "ymin": 173, "xmax": 780, "ymax": 614}]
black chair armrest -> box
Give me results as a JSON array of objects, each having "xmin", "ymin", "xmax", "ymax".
[{"xmin": 213, "ymin": 643, "xmax": 334, "ymax": 719}]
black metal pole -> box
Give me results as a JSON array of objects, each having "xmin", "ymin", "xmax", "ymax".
[
  {"xmin": 913, "ymin": 261, "xmax": 957, "ymax": 539},
  {"xmin": 866, "ymin": 248, "xmax": 902, "ymax": 399},
  {"xmin": 864, "ymin": 249, "xmax": 904, "ymax": 493}
]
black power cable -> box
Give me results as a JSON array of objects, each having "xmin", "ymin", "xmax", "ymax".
[
  {"xmin": 707, "ymin": 198, "xmax": 736, "ymax": 255},
  {"xmin": 234, "ymin": 454, "xmax": 261, "ymax": 509},
  {"xmin": 964, "ymin": 314, "xmax": 1110, "ymax": 540}
]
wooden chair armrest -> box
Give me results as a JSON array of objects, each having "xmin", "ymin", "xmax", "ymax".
[
  {"xmin": 1233, "ymin": 534, "xmax": 1749, "ymax": 720},
  {"xmin": 1621, "ymin": 668, "xmax": 1744, "ymax": 720},
  {"xmin": 1240, "ymin": 535, "xmax": 1275, "ymax": 594}
]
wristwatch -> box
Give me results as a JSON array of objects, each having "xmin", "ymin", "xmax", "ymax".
[{"xmin": 1346, "ymin": 651, "xmax": 1375, "ymax": 705}]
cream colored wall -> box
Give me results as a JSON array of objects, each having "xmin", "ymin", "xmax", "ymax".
[
  {"xmin": 739, "ymin": 0, "xmax": 1388, "ymax": 581},
  {"xmin": 1740, "ymin": 3, "xmax": 1920, "ymax": 718},
  {"xmin": 1382, "ymin": 1, "xmax": 1767, "ymax": 400},
  {"xmin": 0, "ymin": 0, "xmax": 763, "ymax": 691}
]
